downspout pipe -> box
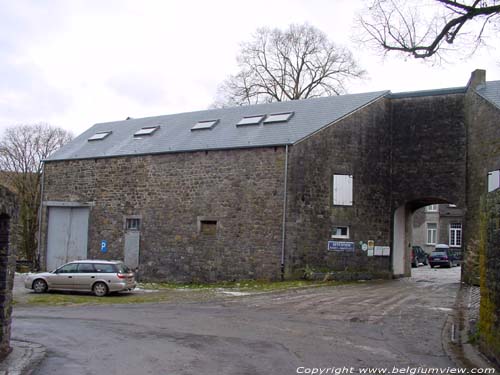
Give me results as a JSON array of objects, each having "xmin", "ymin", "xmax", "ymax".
[
  {"xmin": 281, "ymin": 145, "xmax": 289, "ymax": 281},
  {"xmin": 36, "ymin": 162, "xmax": 45, "ymax": 271}
]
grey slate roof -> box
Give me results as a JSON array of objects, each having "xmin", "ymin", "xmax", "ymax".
[
  {"xmin": 48, "ymin": 91, "xmax": 388, "ymax": 161},
  {"xmin": 389, "ymin": 86, "xmax": 466, "ymax": 99},
  {"xmin": 476, "ymin": 80, "xmax": 500, "ymax": 110}
]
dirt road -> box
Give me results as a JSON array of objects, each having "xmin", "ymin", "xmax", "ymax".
[{"xmin": 12, "ymin": 266, "xmax": 461, "ymax": 375}]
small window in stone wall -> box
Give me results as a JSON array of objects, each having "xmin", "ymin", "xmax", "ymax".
[
  {"xmin": 200, "ymin": 220, "xmax": 217, "ymax": 235},
  {"xmin": 126, "ymin": 218, "xmax": 141, "ymax": 231},
  {"xmin": 331, "ymin": 226, "xmax": 349, "ymax": 239}
]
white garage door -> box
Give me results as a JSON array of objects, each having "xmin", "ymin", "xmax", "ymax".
[{"xmin": 46, "ymin": 207, "xmax": 89, "ymax": 271}]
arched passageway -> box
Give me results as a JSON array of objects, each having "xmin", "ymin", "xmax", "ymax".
[{"xmin": 392, "ymin": 198, "xmax": 461, "ymax": 277}]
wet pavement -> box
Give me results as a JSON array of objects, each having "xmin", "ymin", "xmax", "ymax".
[{"xmin": 12, "ymin": 266, "xmax": 462, "ymax": 375}]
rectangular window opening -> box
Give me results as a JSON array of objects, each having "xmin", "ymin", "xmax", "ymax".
[
  {"xmin": 263, "ymin": 112, "xmax": 293, "ymax": 124},
  {"xmin": 88, "ymin": 131, "xmax": 112, "ymax": 141},
  {"xmin": 236, "ymin": 115, "xmax": 265, "ymax": 126},
  {"xmin": 191, "ymin": 120, "xmax": 219, "ymax": 131},
  {"xmin": 332, "ymin": 226, "xmax": 349, "ymax": 239},
  {"xmin": 333, "ymin": 174, "xmax": 353, "ymax": 206},
  {"xmin": 134, "ymin": 126, "xmax": 160, "ymax": 137},
  {"xmin": 200, "ymin": 220, "xmax": 217, "ymax": 235},
  {"xmin": 426, "ymin": 223, "xmax": 437, "ymax": 245},
  {"xmin": 425, "ymin": 205, "xmax": 438, "ymax": 212},
  {"xmin": 126, "ymin": 218, "xmax": 141, "ymax": 231},
  {"xmin": 449, "ymin": 223, "xmax": 462, "ymax": 247}
]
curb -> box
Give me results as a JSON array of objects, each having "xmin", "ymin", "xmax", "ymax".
[
  {"xmin": 0, "ymin": 340, "xmax": 46, "ymax": 375},
  {"xmin": 443, "ymin": 285, "xmax": 499, "ymax": 371}
]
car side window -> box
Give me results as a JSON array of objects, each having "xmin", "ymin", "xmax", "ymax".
[
  {"xmin": 77, "ymin": 263, "xmax": 96, "ymax": 273},
  {"xmin": 94, "ymin": 264, "xmax": 116, "ymax": 273},
  {"xmin": 57, "ymin": 263, "xmax": 79, "ymax": 273}
]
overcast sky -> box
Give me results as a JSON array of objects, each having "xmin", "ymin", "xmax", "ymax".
[{"xmin": 1, "ymin": 0, "xmax": 499, "ymax": 137}]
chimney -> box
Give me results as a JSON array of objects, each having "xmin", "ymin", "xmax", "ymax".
[{"xmin": 467, "ymin": 69, "xmax": 486, "ymax": 90}]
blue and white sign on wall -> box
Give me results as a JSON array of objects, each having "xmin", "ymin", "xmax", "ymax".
[
  {"xmin": 328, "ymin": 241, "xmax": 355, "ymax": 252},
  {"xmin": 100, "ymin": 240, "xmax": 108, "ymax": 253}
]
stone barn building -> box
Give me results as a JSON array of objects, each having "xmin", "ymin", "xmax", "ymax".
[
  {"xmin": 38, "ymin": 69, "xmax": 500, "ymax": 363},
  {"xmin": 41, "ymin": 71, "xmax": 500, "ymax": 284},
  {"xmin": 0, "ymin": 185, "xmax": 17, "ymax": 360}
]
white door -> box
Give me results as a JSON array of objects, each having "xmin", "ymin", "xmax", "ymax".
[{"xmin": 46, "ymin": 207, "xmax": 89, "ymax": 271}]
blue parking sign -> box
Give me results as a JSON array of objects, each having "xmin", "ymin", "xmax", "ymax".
[{"xmin": 101, "ymin": 240, "xmax": 108, "ymax": 253}]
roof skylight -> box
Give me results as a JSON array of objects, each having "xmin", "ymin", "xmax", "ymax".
[
  {"xmin": 134, "ymin": 126, "xmax": 160, "ymax": 137},
  {"xmin": 191, "ymin": 120, "xmax": 219, "ymax": 131},
  {"xmin": 88, "ymin": 131, "xmax": 112, "ymax": 141},
  {"xmin": 263, "ymin": 112, "xmax": 294, "ymax": 124},
  {"xmin": 236, "ymin": 115, "xmax": 265, "ymax": 126}
]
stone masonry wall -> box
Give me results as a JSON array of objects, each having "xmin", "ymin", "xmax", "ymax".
[
  {"xmin": 479, "ymin": 190, "xmax": 500, "ymax": 367},
  {"xmin": 391, "ymin": 94, "xmax": 467, "ymax": 209},
  {"xmin": 42, "ymin": 147, "xmax": 286, "ymax": 282},
  {"xmin": 465, "ymin": 81, "xmax": 500, "ymax": 364},
  {"xmin": 0, "ymin": 186, "xmax": 17, "ymax": 360},
  {"xmin": 285, "ymin": 98, "xmax": 393, "ymax": 277}
]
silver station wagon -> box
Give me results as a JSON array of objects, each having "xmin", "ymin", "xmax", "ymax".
[{"xmin": 24, "ymin": 260, "xmax": 136, "ymax": 297}]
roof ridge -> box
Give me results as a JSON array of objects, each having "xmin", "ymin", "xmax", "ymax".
[{"xmin": 94, "ymin": 90, "xmax": 390, "ymax": 126}]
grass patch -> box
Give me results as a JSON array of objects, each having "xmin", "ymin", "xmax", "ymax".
[
  {"xmin": 138, "ymin": 279, "xmax": 344, "ymax": 292},
  {"xmin": 21, "ymin": 291, "xmax": 170, "ymax": 306},
  {"xmin": 17, "ymin": 279, "xmax": 349, "ymax": 307}
]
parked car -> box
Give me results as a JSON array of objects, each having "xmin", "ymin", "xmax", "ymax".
[
  {"xmin": 24, "ymin": 260, "xmax": 136, "ymax": 297},
  {"xmin": 411, "ymin": 246, "xmax": 429, "ymax": 267},
  {"xmin": 428, "ymin": 244, "xmax": 460, "ymax": 268}
]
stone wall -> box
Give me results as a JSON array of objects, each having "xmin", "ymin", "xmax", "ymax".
[
  {"xmin": 285, "ymin": 97, "xmax": 393, "ymax": 277},
  {"xmin": 0, "ymin": 186, "xmax": 17, "ymax": 360},
  {"xmin": 391, "ymin": 94, "xmax": 467, "ymax": 209},
  {"xmin": 465, "ymin": 72, "xmax": 500, "ymax": 365},
  {"xmin": 42, "ymin": 147, "xmax": 286, "ymax": 282},
  {"xmin": 479, "ymin": 190, "xmax": 500, "ymax": 366}
]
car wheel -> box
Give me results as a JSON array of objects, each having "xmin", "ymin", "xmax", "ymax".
[
  {"xmin": 430, "ymin": 264, "xmax": 434, "ymax": 268},
  {"xmin": 32, "ymin": 279, "xmax": 48, "ymax": 293},
  {"xmin": 93, "ymin": 282, "xmax": 108, "ymax": 297}
]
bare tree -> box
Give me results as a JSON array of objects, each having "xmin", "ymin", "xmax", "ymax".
[
  {"xmin": 358, "ymin": 0, "xmax": 500, "ymax": 60},
  {"xmin": 0, "ymin": 123, "xmax": 73, "ymax": 268},
  {"xmin": 213, "ymin": 24, "xmax": 365, "ymax": 107}
]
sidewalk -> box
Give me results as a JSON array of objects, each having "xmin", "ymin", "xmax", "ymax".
[{"xmin": 0, "ymin": 340, "xmax": 45, "ymax": 375}]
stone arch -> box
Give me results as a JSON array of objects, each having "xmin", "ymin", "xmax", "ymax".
[{"xmin": 392, "ymin": 196, "xmax": 458, "ymax": 277}]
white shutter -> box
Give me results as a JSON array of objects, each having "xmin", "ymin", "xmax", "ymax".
[
  {"xmin": 333, "ymin": 175, "xmax": 353, "ymax": 206},
  {"xmin": 488, "ymin": 170, "xmax": 500, "ymax": 192}
]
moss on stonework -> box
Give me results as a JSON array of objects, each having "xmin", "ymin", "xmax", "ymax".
[{"xmin": 478, "ymin": 192, "xmax": 500, "ymax": 365}]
